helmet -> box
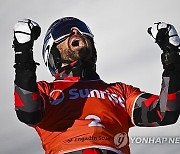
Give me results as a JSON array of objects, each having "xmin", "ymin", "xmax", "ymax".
[{"xmin": 42, "ymin": 17, "xmax": 95, "ymax": 76}]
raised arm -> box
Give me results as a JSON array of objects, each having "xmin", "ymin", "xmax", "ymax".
[
  {"xmin": 133, "ymin": 22, "xmax": 180, "ymax": 126},
  {"xmin": 13, "ymin": 19, "xmax": 44, "ymax": 125}
]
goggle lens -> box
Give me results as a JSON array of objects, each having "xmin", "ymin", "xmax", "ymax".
[{"xmin": 51, "ymin": 18, "xmax": 94, "ymax": 43}]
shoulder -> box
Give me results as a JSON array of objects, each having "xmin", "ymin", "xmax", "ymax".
[{"xmin": 37, "ymin": 80, "xmax": 53, "ymax": 94}]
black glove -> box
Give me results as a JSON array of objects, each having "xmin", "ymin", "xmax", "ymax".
[
  {"xmin": 13, "ymin": 19, "xmax": 41, "ymax": 64},
  {"xmin": 148, "ymin": 22, "xmax": 180, "ymax": 69}
]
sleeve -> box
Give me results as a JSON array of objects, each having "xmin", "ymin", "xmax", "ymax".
[
  {"xmin": 133, "ymin": 67, "xmax": 180, "ymax": 127},
  {"xmin": 14, "ymin": 53, "xmax": 45, "ymax": 126},
  {"xmin": 118, "ymin": 83, "xmax": 142, "ymax": 124}
]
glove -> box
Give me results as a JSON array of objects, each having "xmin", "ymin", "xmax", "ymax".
[
  {"xmin": 13, "ymin": 19, "xmax": 41, "ymax": 63},
  {"xmin": 148, "ymin": 22, "xmax": 180, "ymax": 68},
  {"xmin": 14, "ymin": 18, "xmax": 41, "ymax": 43}
]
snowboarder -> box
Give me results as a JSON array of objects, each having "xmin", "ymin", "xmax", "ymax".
[{"xmin": 13, "ymin": 17, "xmax": 180, "ymax": 154}]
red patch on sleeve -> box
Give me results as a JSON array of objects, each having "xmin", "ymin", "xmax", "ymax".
[
  {"xmin": 151, "ymin": 123, "xmax": 156, "ymax": 127},
  {"xmin": 144, "ymin": 95, "xmax": 159, "ymax": 107},
  {"xmin": 82, "ymin": 149, "xmax": 101, "ymax": 154},
  {"xmin": 32, "ymin": 92, "xmax": 41, "ymax": 100},
  {"xmin": 14, "ymin": 92, "xmax": 24, "ymax": 107},
  {"xmin": 167, "ymin": 93, "xmax": 176, "ymax": 101},
  {"xmin": 166, "ymin": 106, "xmax": 171, "ymax": 111},
  {"xmin": 157, "ymin": 110, "xmax": 163, "ymax": 121}
]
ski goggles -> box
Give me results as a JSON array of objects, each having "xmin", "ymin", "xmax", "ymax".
[{"xmin": 51, "ymin": 18, "xmax": 94, "ymax": 43}]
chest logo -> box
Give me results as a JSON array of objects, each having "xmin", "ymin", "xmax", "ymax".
[
  {"xmin": 49, "ymin": 90, "xmax": 65, "ymax": 105},
  {"xmin": 49, "ymin": 88, "xmax": 125, "ymax": 107}
]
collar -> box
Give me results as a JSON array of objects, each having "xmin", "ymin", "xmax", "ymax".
[
  {"xmin": 55, "ymin": 60, "xmax": 100, "ymax": 80},
  {"xmin": 58, "ymin": 76, "xmax": 80, "ymax": 81}
]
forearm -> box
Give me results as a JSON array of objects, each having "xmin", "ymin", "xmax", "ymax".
[
  {"xmin": 14, "ymin": 62, "xmax": 37, "ymax": 91},
  {"xmin": 158, "ymin": 65, "xmax": 180, "ymax": 125},
  {"xmin": 133, "ymin": 65, "xmax": 180, "ymax": 127},
  {"xmin": 133, "ymin": 93, "xmax": 180, "ymax": 127}
]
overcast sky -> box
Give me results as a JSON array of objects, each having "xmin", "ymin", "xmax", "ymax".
[{"xmin": 0, "ymin": 0, "xmax": 180, "ymax": 154}]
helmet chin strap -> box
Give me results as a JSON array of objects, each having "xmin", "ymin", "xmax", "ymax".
[{"xmin": 56, "ymin": 59, "xmax": 100, "ymax": 80}]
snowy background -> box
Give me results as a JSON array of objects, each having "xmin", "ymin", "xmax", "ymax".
[{"xmin": 0, "ymin": 0, "xmax": 180, "ymax": 153}]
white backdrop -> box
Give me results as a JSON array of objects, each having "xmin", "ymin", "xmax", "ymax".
[{"xmin": 0, "ymin": 0, "xmax": 180, "ymax": 153}]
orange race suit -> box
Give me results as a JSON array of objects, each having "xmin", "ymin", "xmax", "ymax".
[{"xmin": 14, "ymin": 65, "xmax": 180, "ymax": 154}]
